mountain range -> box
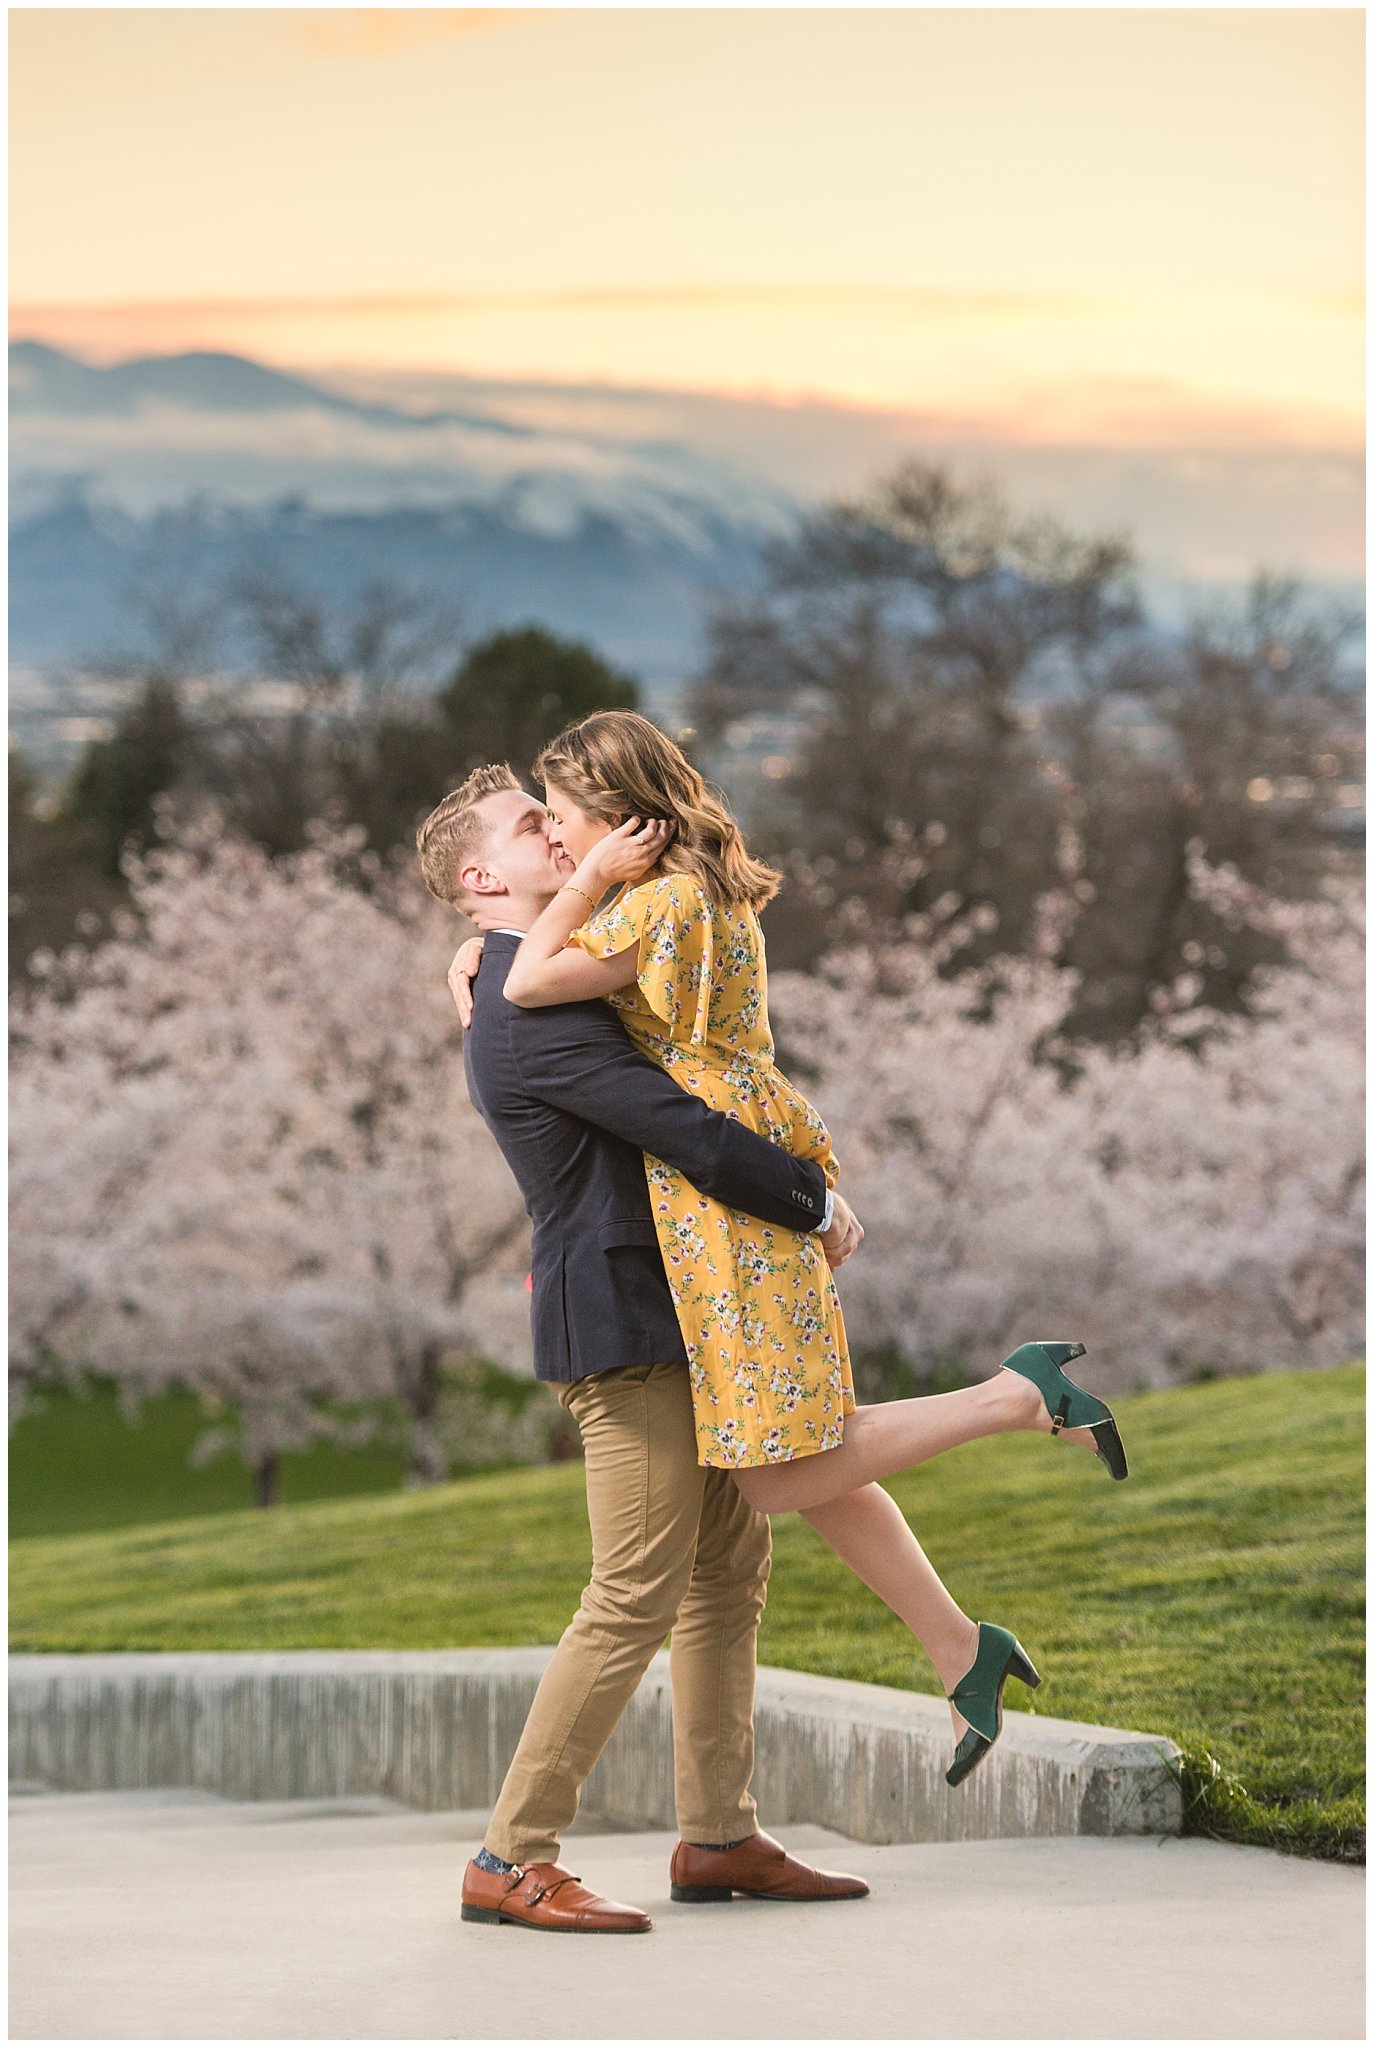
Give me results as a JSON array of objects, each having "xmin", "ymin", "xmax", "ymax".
[
  {"xmin": 9, "ymin": 340, "xmax": 800, "ymax": 693},
  {"xmin": 9, "ymin": 340, "xmax": 1364, "ymax": 702}
]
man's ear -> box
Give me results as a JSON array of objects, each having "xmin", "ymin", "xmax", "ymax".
[{"xmin": 458, "ymin": 860, "xmax": 505, "ymax": 900}]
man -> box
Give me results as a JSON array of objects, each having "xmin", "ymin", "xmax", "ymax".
[{"xmin": 417, "ymin": 763, "xmax": 867, "ymax": 1934}]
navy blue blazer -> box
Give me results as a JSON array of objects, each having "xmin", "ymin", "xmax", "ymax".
[{"xmin": 463, "ymin": 931, "xmax": 829, "ymax": 1383}]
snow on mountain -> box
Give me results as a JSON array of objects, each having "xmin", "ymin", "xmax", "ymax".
[
  {"xmin": 9, "ymin": 343, "xmax": 1362, "ymax": 691},
  {"xmin": 8, "ymin": 342, "xmax": 798, "ymax": 548}
]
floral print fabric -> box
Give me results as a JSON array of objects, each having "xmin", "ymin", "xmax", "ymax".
[{"xmin": 568, "ymin": 871, "xmax": 855, "ymax": 1468}]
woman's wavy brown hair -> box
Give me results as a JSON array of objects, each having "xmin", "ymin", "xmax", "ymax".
[{"xmin": 532, "ymin": 710, "xmax": 782, "ymax": 911}]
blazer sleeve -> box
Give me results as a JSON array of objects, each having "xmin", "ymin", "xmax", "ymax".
[{"xmin": 507, "ymin": 999, "xmax": 828, "ymax": 1233}]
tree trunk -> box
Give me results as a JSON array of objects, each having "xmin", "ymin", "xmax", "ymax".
[
  {"xmin": 1130, "ymin": 804, "xmax": 1194, "ymax": 1022},
  {"xmin": 405, "ymin": 1343, "xmax": 449, "ymax": 1488},
  {"xmin": 253, "ymin": 1451, "xmax": 280, "ymax": 1509}
]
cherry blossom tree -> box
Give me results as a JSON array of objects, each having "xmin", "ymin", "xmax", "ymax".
[
  {"xmin": 11, "ymin": 812, "xmax": 1361, "ymax": 1512},
  {"xmin": 771, "ymin": 853, "xmax": 1363, "ymax": 1391},
  {"xmin": 9, "ymin": 813, "xmax": 528, "ymax": 1501}
]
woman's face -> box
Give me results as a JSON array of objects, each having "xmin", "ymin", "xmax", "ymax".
[{"xmin": 542, "ymin": 779, "xmax": 616, "ymax": 867}]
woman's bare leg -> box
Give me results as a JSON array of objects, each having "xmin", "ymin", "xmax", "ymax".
[
  {"xmin": 802, "ymin": 1482, "xmax": 982, "ymax": 1744},
  {"xmin": 733, "ymin": 1367, "xmax": 1099, "ymax": 1517}
]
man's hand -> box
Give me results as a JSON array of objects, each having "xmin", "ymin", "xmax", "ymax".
[
  {"xmin": 447, "ymin": 936, "xmax": 486, "ymax": 1028},
  {"xmin": 819, "ymin": 1188, "xmax": 864, "ymax": 1270}
]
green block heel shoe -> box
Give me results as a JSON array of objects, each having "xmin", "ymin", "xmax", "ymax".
[
  {"xmin": 945, "ymin": 1621, "xmax": 1042, "ymax": 1788},
  {"xmin": 1000, "ymin": 1340, "xmax": 1129, "ymax": 1481}
]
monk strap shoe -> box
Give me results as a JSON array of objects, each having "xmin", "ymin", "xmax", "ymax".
[
  {"xmin": 669, "ymin": 1830, "xmax": 868, "ymax": 1903},
  {"xmin": 461, "ymin": 1857, "xmax": 652, "ymax": 1933}
]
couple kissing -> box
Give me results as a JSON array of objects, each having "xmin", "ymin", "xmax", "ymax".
[{"xmin": 417, "ymin": 709, "xmax": 1128, "ymax": 1934}]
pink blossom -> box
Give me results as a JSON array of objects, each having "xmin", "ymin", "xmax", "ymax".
[
  {"xmin": 9, "ymin": 820, "xmax": 528, "ymax": 1475},
  {"xmin": 771, "ymin": 860, "xmax": 1363, "ymax": 1390}
]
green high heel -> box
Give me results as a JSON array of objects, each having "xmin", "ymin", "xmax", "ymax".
[
  {"xmin": 1000, "ymin": 1340, "xmax": 1129, "ymax": 1481},
  {"xmin": 945, "ymin": 1621, "xmax": 1042, "ymax": 1788}
]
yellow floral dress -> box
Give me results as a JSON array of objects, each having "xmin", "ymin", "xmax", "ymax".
[{"xmin": 568, "ymin": 870, "xmax": 855, "ymax": 1468}]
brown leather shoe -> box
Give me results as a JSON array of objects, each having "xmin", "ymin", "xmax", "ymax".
[
  {"xmin": 461, "ymin": 1858, "xmax": 652, "ymax": 1933},
  {"xmin": 669, "ymin": 1830, "xmax": 869, "ymax": 1903}
]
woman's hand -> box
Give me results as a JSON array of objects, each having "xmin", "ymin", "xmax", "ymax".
[
  {"xmin": 447, "ymin": 935, "xmax": 486, "ymax": 1028},
  {"xmin": 575, "ymin": 816, "xmax": 674, "ymax": 897},
  {"xmin": 501, "ymin": 816, "xmax": 671, "ymax": 1011}
]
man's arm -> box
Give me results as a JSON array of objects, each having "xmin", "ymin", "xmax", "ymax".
[{"xmin": 507, "ymin": 997, "xmax": 832, "ymax": 1236}]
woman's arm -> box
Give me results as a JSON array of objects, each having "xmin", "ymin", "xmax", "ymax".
[{"xmin": 502, "ymin": 817, "xmax": 672, "ymax": 1008}]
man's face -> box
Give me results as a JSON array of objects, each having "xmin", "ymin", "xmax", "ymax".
[{"xmin": 462, "ymin": 788, "xmax": 573, "ymax": 912}]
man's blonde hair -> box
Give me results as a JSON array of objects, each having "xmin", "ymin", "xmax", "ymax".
[{"xmin": 416, "ymin": 762, "xmax": 521, "ymax": 907}]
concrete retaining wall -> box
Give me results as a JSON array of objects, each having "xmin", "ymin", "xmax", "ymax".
[{"xmin": 9, "ymin": 1649, "xmax": 1183, "ymax": 1844}]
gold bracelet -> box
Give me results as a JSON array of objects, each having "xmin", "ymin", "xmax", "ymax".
[{"xmin": 559, "ymin": 882, "xmax": 598, "ymax": 910}]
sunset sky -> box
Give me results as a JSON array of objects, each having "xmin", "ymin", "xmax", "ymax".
[{"xmin": 8, "ymin": 7, "xmax": 1364, "ymax": 453}]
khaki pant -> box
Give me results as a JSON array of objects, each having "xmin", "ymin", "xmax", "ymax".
[{"xmin": 485, "ymin": 1360, "xmax": 772, "ymax": 1864}]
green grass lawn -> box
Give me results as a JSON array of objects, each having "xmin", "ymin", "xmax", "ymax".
[
  {"xmin": 8, "ymin": 1377, "xmax": 412, "ymax": 1537},
  {"xmin": 9, "ymin": 1364, "xmax": 1365, "ymax": 1864}
]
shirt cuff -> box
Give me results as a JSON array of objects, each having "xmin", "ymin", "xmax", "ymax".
[{"xmin": 821, "ymin": 1187, "xmax": 835, "ymax": 1232}]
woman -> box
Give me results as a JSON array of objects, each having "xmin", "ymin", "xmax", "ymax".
[{"xmin": 451, "ymin": 709, "xmax": 1129, "ymax": 1787}]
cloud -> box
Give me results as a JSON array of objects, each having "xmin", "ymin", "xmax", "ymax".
[
  {"xmin": 10, "ymin": 284, "xmax": 1121, "ymax": 322},
  {"xmin": 291, "ymin": 10, "xmax": 539, "ymax": 60},
  {"xmin": 9, "ymin": 298, "xmax": 1361, "ymax": 470},
  {"xmin": 7, "ymin": 397, "xmax": 797, "ymax": 541},
  {"xmin": 1280, "ymin": 290, "xmax": 1366, "ymax": 319}
]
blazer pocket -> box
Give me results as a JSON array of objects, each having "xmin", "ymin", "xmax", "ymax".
[
  {"xmin": 596, "ymin": 1217, "xmax": 669, "ymax": 1343},
  {"xmin": 595, "ymin": 1217, "xmax": 661, "ymax": 1250}
]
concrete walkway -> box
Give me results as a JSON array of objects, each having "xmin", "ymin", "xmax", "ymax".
[{"xmin": 8, "ymin": 1789, "xmax": 1364, "ymax": 2040}]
